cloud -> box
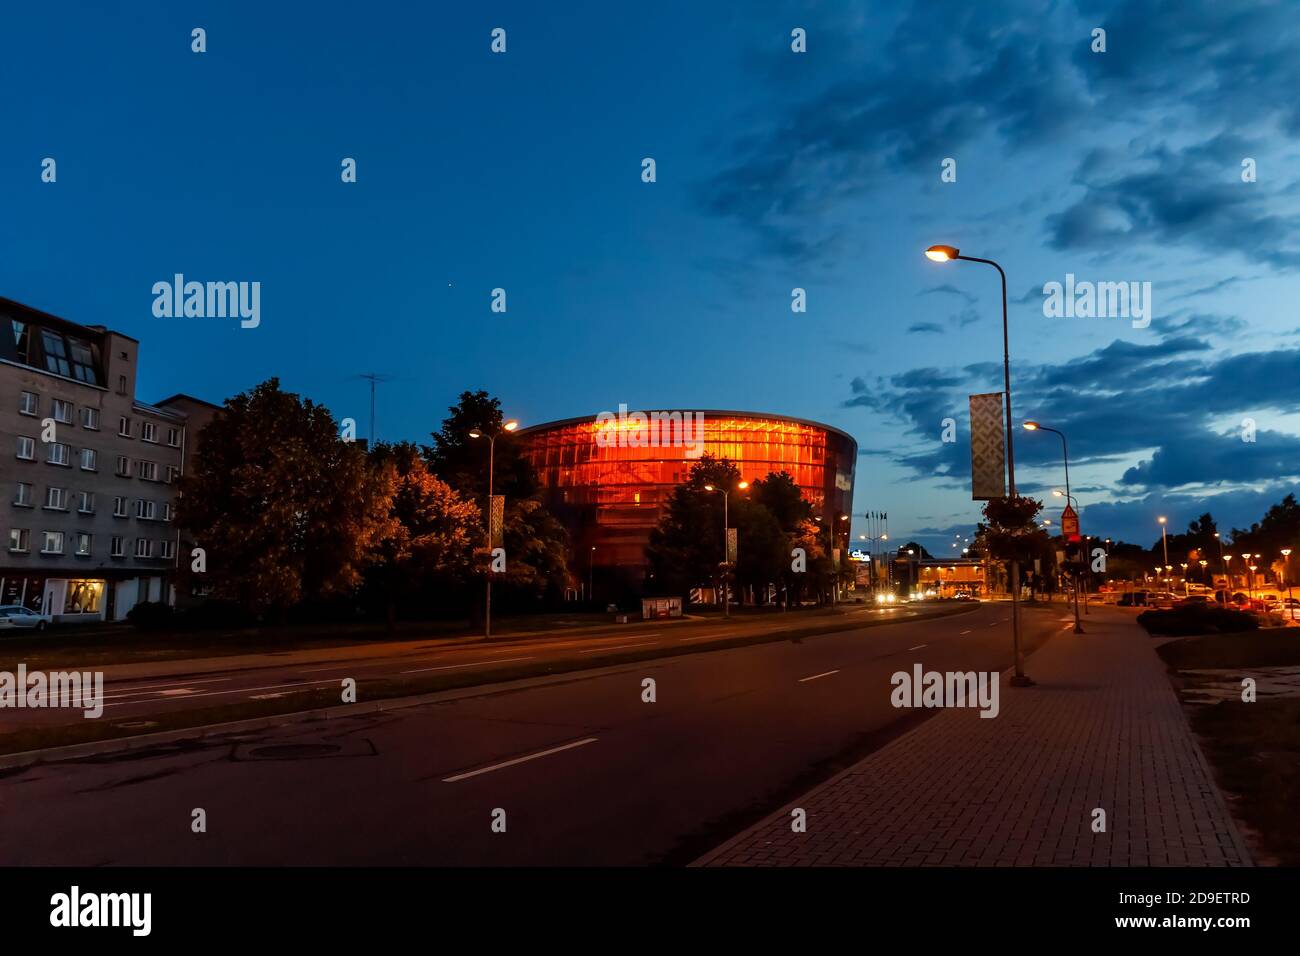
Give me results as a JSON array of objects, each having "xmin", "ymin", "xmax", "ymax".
[{"xmin": 908, "ymin": 322, "xmax": 944, "ymax": 334}]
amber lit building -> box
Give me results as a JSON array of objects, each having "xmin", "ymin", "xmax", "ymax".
[{"xmin": 517, "ymin": 411, "xmax": 857, "ymax": 599}]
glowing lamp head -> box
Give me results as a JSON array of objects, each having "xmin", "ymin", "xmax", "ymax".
[
  {"xmin": 1022, "ymin": 421, "xmax": 1039, "ymax": 431},
  {"xmin": 503, "ymin": 420, "xmax": 519, "ymax": 432},
  {"xmin": 468, "ymin": 429, "xmax": 483, "ymax": 439},
  {"xmin": 925, "ymin": 244, "xmax": 959, "ymax": 262}
]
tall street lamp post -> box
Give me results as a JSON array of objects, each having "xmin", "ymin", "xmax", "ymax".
[
  {"xmin": 704, "ymin": 480, "xmax": 748, "ymax": 618},
  {"xmin": 588, "ymin": 546, "xmax": 596, "ymax": 603},
  {"xmin": 468, "ymin": 418, "xmax": 519, "ymax": 639},
  {"xmin": 926, "ymin": 244, "xmax": 1031, "ymax": 686},
  {"xmin": 1026, "ymin": 421, "xmax": 1082, "ymax": 634},
  {"xmin": 1283, "ymin": 548, "xmax": 1294, "ymax": 621}
]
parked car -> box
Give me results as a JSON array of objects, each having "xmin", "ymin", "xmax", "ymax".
[
  {"xmin": 0, "ymin": 605, "xmax": 52, "ymax": 631},
  {"xmin": 1175, "ymin": 594, "xmax": 1209, "ymax": 607},
  {"xmin": 1117, "ymin": 591, "xmax": 1149, "ymax": 607}
]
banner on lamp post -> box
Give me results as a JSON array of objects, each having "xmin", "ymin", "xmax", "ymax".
[
  {"xmin": 725, "ymin": 528, "xmax": 737, "ymax": 566},
  {"xmin": 969, "ymin": 392, "xmax": 1007, "ymax": 501},
  {"xmin": 489, "ymin": 495, "xmax": 505, "ymax": 549}
]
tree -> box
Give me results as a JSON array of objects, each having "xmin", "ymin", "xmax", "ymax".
[
  {"xmin": 367, "ymin": 442, "xmax": 480, "ymax": 626},
  {"xmin": 177, "ymin": 378, "xmax": 392, "ymax": 618},
  {"xmin": 645, "ymin": 455, "xmax": 739, "ymax": 597},
  {"xmin": 750, "ymin": 472, "xmax": 812, "ymax": 532},
  {"xmin": 425, "ymin": 390, "xmax": 536, "ymax": 501},
  {"xmin": 896, "ymin": 541, "xmax": 933, "ymax": 560},
  {"xmin": 425, "ymin": 391, "xmax": 569, "ymax": 612}
]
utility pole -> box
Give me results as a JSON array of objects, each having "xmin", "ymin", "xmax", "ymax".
[{"xmin": 356, "ymin": 372, "xmax": 393, "ymax": 446}]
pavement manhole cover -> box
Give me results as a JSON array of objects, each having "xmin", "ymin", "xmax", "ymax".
[
  {"xmin": 232, "ymin": 739, "xmax": 377, "ymax": 761},
  {"xmin": 246, "ymin": 744, "xmax": 342, "ymax": 759}
]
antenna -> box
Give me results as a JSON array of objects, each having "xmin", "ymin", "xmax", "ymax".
[{"xmin": 354, "ymin": 373, "xmax": 394, "ymax": 445}]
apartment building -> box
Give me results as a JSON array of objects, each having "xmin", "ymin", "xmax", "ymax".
[{"xmin": 0, "ymin": 297, "xmax": 219, "ymax": 624}]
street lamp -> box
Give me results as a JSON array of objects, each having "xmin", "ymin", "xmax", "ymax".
[
  {"xmin": 1283, "ymin": 549, "xmax": 1294, "ymax": 621},
  {"xmin": 468, "ymin": 418, "xmax": 519, "ymax": 639},
  {"xmin": 703, "ymin": 480, "xmax": 749, "ymax": 618},
  {"xmin": 588, "ymin": 546, "xmax": 596, "ymax": 603},
  {"xmin": 1158, "ymin": 516, "xmax": 1169, "ymax": 572},
  {"xmin": 927, "ymin": 243, "xmax": 1031, "ymax": 686}
]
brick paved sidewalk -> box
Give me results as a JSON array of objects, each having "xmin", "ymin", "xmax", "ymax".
[{"xmin": 696, "ymin": 608, "xmax": 1253, "ymax": 866}]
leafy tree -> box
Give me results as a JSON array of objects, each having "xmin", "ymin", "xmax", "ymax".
[
  {"xmin": 425, "ymin": 390, "xmax": 568, "ymax": 612},
  {"xmin": 645, "ymin": 455, "xmax": 739, "ymax": 596},
  {"xmin": 425, "ymin": 390, "xmax": 536, "ymax": 501},
  {"xmin": 896, "ymin": 540, "xmax": 933, "ymax": 560},
  {"xmin": 177, "ymin": 378, "xmax": 392, "ymax": 618},
  {"xmin": 367, "ymin": 442, "xmax": 480, "ymax": 626},
  {"xmin": 750, "ymin": 472, "xmax": 812, "ymax": 532}
]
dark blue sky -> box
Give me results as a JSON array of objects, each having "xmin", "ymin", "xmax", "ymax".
[{"xmin": 4, "ymin": 0, "xmax": 1299, "ymax": 554}]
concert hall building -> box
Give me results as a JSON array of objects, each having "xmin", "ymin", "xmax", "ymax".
[{"xmin": 516, "ymin": 410, "xmax": 857, "ymax": 599}]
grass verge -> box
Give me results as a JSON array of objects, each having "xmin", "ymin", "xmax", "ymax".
[{"xmin": 1157, "ymin": 629, "xmax": 1300, "ymax": 866}]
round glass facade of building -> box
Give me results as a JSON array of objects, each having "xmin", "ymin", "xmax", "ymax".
[{"xmin": 517, "ymin": 411, "xmax": 857, "ymax": 594}]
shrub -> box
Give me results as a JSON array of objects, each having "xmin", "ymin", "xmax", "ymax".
[
  {"xmin": 1138, "ymin": 604, "xmax": 1260, "ymax": 636},
  {"xmin": 125, "ymin": 601, "xmax": 175, "ymax": 631}
]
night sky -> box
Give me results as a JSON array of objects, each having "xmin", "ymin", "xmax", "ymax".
[{"xmin": 4, "ymin": 0, "xmax": 1299, "ymax": 554}]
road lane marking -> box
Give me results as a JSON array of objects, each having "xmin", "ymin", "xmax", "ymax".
[
  {"xmin": 105, "ymin": 677, "xmax": 340, "ymax": 708},
  {"xmin": 104, "ymin": 676, "xmax": 232, "ymax": 698},
  {"xmin": 988, "ymin": 622, "xmax": 999, "ymax": 627},
  {"xmin": 401, "ymin": 656, "xmax": 534, "ymax": 674},
  {"xmin": 798, "ymin": 670, "xmax": 840, "ymax": 683},
  {"xmin": 960, "ymin": 630, "xmax": 972, "ymax": 635},
  {"xmin": 578, "ymin": 641, "xmax": 658, "ymax": 653},
  {"xmin": 442, "ymin": 737, "xmax": 599, "ymax": 782},
  {"xmin": 908, "ymin": 644, "xmax": 927, "ymax": 651},
  {"xmin": 679, "ymin": 634, "xmax": 723, "ymax": 643}
]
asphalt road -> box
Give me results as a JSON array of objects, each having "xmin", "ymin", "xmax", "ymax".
[
  {"xmin": 0, "ymin": 602, "xmax": 964, "ymax": 728},
  {"xmin": 0, "ymin": 600, "xmax": 1072, "ymax": 865}
]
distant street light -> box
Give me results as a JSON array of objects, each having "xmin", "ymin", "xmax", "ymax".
[
  {"xmin": 703, "ymin": 480, "xmax": 748, "ymax": 618},
  {"xmin": 928, "ymin": 244, "xmax": 1030, "ymax": 685},
  {"xmin": 468, "ymin": 418, "xmax": 520, "ymax": 639}
]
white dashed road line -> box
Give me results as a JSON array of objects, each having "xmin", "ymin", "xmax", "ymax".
[
  {"xmin": 908, "ymin": 644, "xmax": 927, "ymax": 651},
  {"xmin": 798, "ymin": 670, "xmax": 840, "ymax": 683},
  {"xmin": 401, "ymin": 656, "xmax": 534, "ymax": 675},
  {"xmin": 442, "ymin": 737, "xmax": 599, "ymax": 783},
  {"xmin": 578, "ymin": 641, "xmax": 658, "ymax": 654}
]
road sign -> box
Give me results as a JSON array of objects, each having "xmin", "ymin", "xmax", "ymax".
[{"xmin": 1061, "ymin": 504, "xmax": 1080, "ymax": 541}]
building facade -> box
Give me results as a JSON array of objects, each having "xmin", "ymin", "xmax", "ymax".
[
  {"xmin": 517, "ymin": 410, "xmax": 857, "ymax": 598},
  {"xmin": 0, "ymin": 297, "xmax": 218, "ymax": 623}
]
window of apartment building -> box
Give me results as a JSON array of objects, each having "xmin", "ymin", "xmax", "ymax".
[
  {"xmin": 115, "ymin": 456, "xmax": 130, "ymax": 477},
  {"xmin": 18, "ymin": 391, "xmax": 38, "ymax": 416},
  {"xmin": 118, "ymin": 416, "xmax": 131, "ymax": 438},
  {"xmin": 167, "ymin": 427, "xmax": 180, "ymax": 447},
  {"xmin": 81, "ymin": 407, "xmax": 100, "ymax": 430},
  {"xmin": 41, "ymin": 330, "xmax": 72, "ymax": 377},
  {"xmin": 137, "ymin": 461, "xmax": 158, "ymax": 481},
  {"xmin": 135, "ymin": 499, "xmax": 156, "ymax": 520},
  {"xmin": 13, "ymin": 482, "xmax": 33, "ymax": 507},
  {"xmin": 113, "ymin": 496, "xmax": 129, "ymax": 517},
  {"xmin": 165, "ymin": 465, "xmax": 179, "ymax": 484},
  {"xmin": 141, "ymin": 422, "xmax": 158, "ymax": 443},
  {"xmin": 118, "ymin": 375, "xmax": 127, "ymax": 396},
  {"xmin": 44, "ymin": 487, "xmax": 67, "ymax": 511},
  {"xmin": 16, "ymin": 436, "xmax": 35, "ymax": 460},
  {"xmin": 79, "ymin": 447, "xmax": 97, "ymax": 471},
  {"xmin": 67, "ymin": 337, "xmax": 98, "ymax": 384},
  {"xmin": 42, "ymin": 531, "xmax": 64, "ymax": 555},
  {"xmin": 51, "ymin": 399, "xmax": 73, "ymax": 424},
  {"xmin": 9, "ymin": 528, "xmax": 30, "ymax": 553},
  {"xmin": 161, "ymin": 502, "xmax": 172, "ymax": 522},
  {"xmin": 75, "ymin": 532, "xmax": 92, "ymax": 557},
  {"xmin": 134, "ymin": 538, "xmax": 153, "ymax": 559},
  {"xmin": 78, "ymin": 492, "xmax": 94, "ymax": 514},
  {"xmin": 46, "ymin": 442, "xmax": 70, "ymax": 466},
  {"xmin": 110, "ymin": 536, "xmax": 125, "ymax": 558},
  {"xmin": 160, "ymin": 539, "xmax": 175, "ymax": 560}
]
